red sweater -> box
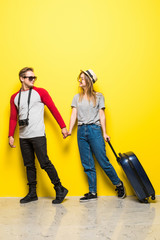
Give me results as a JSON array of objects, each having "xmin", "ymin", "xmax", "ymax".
[{"xmin": 9, "ymin": 87, "xmax": 66, "ymax": 138}]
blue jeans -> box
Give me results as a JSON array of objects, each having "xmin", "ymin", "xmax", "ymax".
[{"xmin": 77, "ymin": 124, "xmax": 121, "ymax": 193}]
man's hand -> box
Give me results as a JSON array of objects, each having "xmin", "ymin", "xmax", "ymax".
[
  {"xmin": 9, "ymin": 136, "xmax": 16, "ymax": 148},
  {"xmin": 61, "ymin": 127, "xmax": 68, "ymax": 139}
]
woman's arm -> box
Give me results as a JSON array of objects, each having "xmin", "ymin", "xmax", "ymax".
[
  {"xmin": 68, "ymin": 107, "xmax": 77, "ymax": 135},
  {"xmin": 99, "ymin": 108, "xmax": 110, "ymax": 142}
]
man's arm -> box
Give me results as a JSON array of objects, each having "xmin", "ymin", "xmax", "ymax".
[
  {"xmin": 35, "ymin": 87, "xmax": 68, "ymax": 137},
  {"xmin": 9, "ymin": 94, "xmax": 18, "ymax": 148}
]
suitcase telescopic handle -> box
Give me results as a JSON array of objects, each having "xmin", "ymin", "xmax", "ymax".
[{"xmin": 107, "ymin": 138, "xmax": 121, "ymax": 162}]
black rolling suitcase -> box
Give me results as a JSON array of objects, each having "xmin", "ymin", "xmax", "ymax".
[{"xmin": 107, "ymin": 140, "xmax": 155, "ymax": 203}]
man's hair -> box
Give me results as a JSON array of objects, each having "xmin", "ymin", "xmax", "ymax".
[{"xmin": 19, "ymin": 67, "xmax": 34, "ymax": 81}]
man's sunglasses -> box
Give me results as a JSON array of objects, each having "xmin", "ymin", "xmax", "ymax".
[{"xmin": 23, "ymin": 76, "xmax": 37, "ymax": 81}]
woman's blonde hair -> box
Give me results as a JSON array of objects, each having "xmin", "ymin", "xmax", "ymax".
[{"xmin": 78, "ymin": 72, "xmax": 97, "ymax": 106}]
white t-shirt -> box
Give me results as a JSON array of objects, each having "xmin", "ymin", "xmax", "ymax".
[
  {"xmin": 71, "ymin": 93, "xmax": 105, "ymax": 126},
  {"xmin": 9, "ymin": 87, "xmax": 66, "ymax": 138}
]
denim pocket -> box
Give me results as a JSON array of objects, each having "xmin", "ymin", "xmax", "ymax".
[
  {"xmin": 90, "ymin": 124, "xmax": 101, "ymax": 130},
  {"xmin": 77, "ymin": 125, "xmax": 83, "ymax": 138}
]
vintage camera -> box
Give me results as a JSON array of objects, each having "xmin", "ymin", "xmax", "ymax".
[{"xmin": 18, "ymin": 118, "xmax": 29, "ymax": 127}]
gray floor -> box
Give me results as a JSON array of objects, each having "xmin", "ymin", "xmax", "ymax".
[{"xmin": 0, "ymin": 196, "xmax": 160, "ymax": 240}]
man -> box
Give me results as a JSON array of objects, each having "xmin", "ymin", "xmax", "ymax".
[{"xmin": 9, "ymin": 67, "xmax": 68, "ymax": 204}]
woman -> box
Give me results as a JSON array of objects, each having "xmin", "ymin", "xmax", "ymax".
[{"xmin": 68, "ymin": 69, "xmax": 126, "ymax": 202}]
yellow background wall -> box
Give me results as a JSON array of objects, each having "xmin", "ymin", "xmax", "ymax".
[{"xmin": 0, "ymin": 0, "xmax": 160, "ymax": 197}]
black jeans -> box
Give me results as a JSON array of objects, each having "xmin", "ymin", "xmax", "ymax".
[{"xmin": 20, "ymin": 136, "xmax": 60, "ymax": 188}]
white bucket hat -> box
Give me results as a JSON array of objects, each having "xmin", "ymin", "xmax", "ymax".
[{"xmin": 80, "ymin": 69, "xmax": 98, "ymax": 83}]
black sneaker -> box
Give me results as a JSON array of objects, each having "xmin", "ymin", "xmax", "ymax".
[
  {"xmin": 115, "ymin": 181, "xmax": 126, "ymax": 199},
  {"xmin": 52, "ymin": 186, "xmax": 68, "ymax": 204},
  {"xmin": 20, "ymin": 193, "xmax": 38, "ymax": 204},
  {"xmin": 80, "ymin": 192, "xmax": 97, "ymax": 202}
]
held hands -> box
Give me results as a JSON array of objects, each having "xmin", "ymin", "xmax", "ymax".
[
  {"xmin": 61, "ymin": 128, "xmax": 68, "ymax": 139},
  {"xmin": 9, "ymin": 136, "xmax": 16, "ymax": 148},
  {"xmin": 61, "ymin": 128, "xmax": 72, "ymax": 139}
]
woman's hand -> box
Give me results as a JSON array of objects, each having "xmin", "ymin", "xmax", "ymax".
[
  {"xmin": 67, "ymin": 131, "xmax": 72, "ymax": 136},
  {"xmin": 103, "ymin": 133, "xmax": 110, "ymax": 142}
]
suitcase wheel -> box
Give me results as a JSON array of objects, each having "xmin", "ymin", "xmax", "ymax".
[
  {"xmin": 151, "ymin": 195, "xmax": 155, "ymax": 200},
  {"xmin": 140, "ymin": 198, "xmax": 148, "ymax": 203},
  {"xmin": 144, "ymin": 199, "xmax": 149, "ymax": 203}
]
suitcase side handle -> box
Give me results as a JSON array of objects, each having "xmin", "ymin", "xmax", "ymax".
[{"xmin": 107, "ymin": 138, "xmax": 121, "ymax": 162}]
